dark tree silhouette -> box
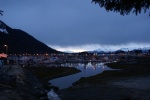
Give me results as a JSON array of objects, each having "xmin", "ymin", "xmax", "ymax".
[
  {"xmin": 0, "ymin": 10, "xmax": 4, "ymax": 16},
  {"xmin": 115, "ymin": 50, "xmax": 125, "ymax": 54},
  {"xmin": 134, "ymin": 50, "xmax": 142, "ymax": 54},
  {"xmin": 92, "ymin": 0, "xmax": 150, "ymax": 16}
]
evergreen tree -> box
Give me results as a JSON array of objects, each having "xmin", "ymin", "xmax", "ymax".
[
  {"xmin": 92, "ymin": 0, "xmax": 150, "ymax": 16},
  {"xmin": 0, "ymin": 10, "xmax": 3, "ymax": 16},
  {"xmin": 134, "ymin": 50, "xmax": 142, "ymax": 54}
]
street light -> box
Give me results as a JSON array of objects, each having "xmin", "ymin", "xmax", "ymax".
[{"xmin": 4, "ymin": 45, "xmax": 8, "ymax": 54}]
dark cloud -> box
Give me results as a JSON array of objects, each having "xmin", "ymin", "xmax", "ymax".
[{"xmin": 0, "ymin": 0, "xmax": 150, "ymax": 51}]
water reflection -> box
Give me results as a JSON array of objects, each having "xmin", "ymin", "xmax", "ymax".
[{"xmin": 49, "ymin": 62, "xmax": 111, "ymax": 89}]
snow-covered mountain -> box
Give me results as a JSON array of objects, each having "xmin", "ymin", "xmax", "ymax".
[
  {"xmin": 90, "ymin": 47, "xmax": 150, "ymax": 53},
  {"xmin": 89, "ymin": 48, "xmax": 113, "ymax": 53},
  {"xmin": 118, "ymin": 48, "xmax": 130, "ymax": 52},
  {"xmin": 119, "ymin": 47, "xmax": 150, "ymax": 51}
]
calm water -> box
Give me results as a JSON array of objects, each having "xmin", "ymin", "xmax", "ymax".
[{"xmin": 49, "ymin": 62, "xmax": 111, "ymax": 89}]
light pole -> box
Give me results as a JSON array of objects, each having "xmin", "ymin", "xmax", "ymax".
[
  {"xmin": 4, "ymin": 45, "xmax": 8, "ymax": 54},
  {"xmin": 4, "ymin": 45, "xmax": 8, "ymax": 64}
]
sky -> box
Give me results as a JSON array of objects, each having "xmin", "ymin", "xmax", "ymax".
[{"xmin": 0, "ymin": 0, "xmax": 150, "ymax": 52}]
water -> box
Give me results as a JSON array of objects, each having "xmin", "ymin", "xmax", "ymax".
[{"xmin": 49, "ymin": 62, "xmax": 111, "ymax": 89}]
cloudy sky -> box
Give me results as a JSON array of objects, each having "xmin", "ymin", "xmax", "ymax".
[{"xmin": 0, "ymin": 0, "xmax": 150, "ymax": 52}]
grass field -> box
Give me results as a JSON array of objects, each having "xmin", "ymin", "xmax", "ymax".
[
  {"xmin": 24, "ymin": 66, "xmax": 80, "ymax": 90},
  {"xmin": 73, "ymin": 62, "xmax": 150, "ymax": 85}
]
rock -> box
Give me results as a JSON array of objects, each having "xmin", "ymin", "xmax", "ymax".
[
  {"xmin": 0, "ymin": 90, "xmax": 22, "ymax": 100},
  {"xmin": 0, "ymin": 65, "xmax": 48, "ymax": 100}
]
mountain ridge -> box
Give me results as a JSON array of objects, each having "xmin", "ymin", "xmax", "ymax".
[
  {"xmin": 89, "ymin": 47, "xmax": 150, "ymax": 53},
  {"xmin": 0, "ymin": 20, "xmax": 60, "ymax": 54}
]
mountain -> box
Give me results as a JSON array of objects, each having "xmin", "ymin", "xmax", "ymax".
[
  {"xmin": 91, "ymin": 47, "xmax": 150, "ymax": 54},
  {"xmin": 0, "ymin": 20, "xmax": 60, "ymax": 54},
  {"xmin": 119, "ymin": 47, "xmax": 150, "ymax": 53},
  {"xmin": 119, "ymin": 48, "xmax": 130, "ymax": 52},
  {"xmin": 89, "ymin": 48, "xmax": 114, "ymax": 54}
]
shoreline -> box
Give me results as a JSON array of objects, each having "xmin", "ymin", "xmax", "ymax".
[
  {"xmin": 0, "ymin": 64, "xmax": 81, "ymax": 99},
  {"xmin": 1, "ymin": 62, "xmax": 150, "ymax": 99},
  {"xmin": 24, "ymin": 65, "xmax": 81, "ymax": 90},
  {"xmin": 0, "ymin": 65, "xmax": 48, "ymax": 100},
  {"xmin": 59, "ymin": 62, "xmax": 150, "ymax": 99}
]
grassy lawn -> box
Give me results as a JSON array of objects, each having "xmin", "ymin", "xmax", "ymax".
[
  {"xmin": 106, "ymin": 63, "xmax": 150, "ymax": 70},
  {"xmin": 73, "ymin": 62, "xmax": 150, "ymax": 85},
  {"xmin": 24, "ymin": 66, "xmax": 81, "ymax": 85}
]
